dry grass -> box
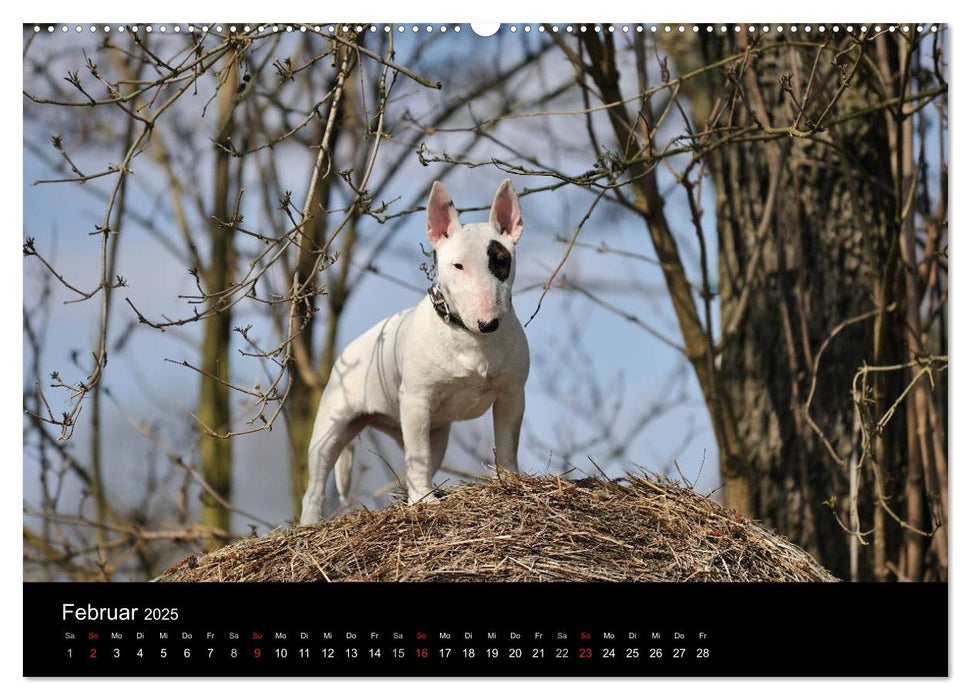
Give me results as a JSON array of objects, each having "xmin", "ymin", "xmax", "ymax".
[{"xmin": 157, "ymin": 471, "xmax": 837, "ymax": 583}]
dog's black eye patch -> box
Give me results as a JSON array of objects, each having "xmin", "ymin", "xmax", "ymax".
[{"xmin": 487, "ymin": 240, "xmax": 512, "ymax": 282}]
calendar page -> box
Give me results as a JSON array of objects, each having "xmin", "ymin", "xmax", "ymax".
[{"xmin": 22, "ymin": 20, "xmax": 948, "ymax": 678}]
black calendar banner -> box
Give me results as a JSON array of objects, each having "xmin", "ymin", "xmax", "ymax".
[{"xmin": 24, "ymin": 582, "xmax": 947, "ymax": 677}]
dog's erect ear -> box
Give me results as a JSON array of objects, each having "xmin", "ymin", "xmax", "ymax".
[
  {"xmin": 426, "ymin": 181, "xmax": 461, "ymax": 247},
  {"xmin": 489, "ymin": 179, "xmax": 523, "ymax": 243}
]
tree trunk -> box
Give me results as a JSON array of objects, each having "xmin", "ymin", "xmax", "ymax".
[
  {"xmin": 695, "ymin": 31, "xmax": 924, "ymax": 580},
  {"xmin": 199, "ymin": 55, "xmax": 239, "ymax": 548},
  {"xmin": 573, "ymin": 32, "xmax": 756, "ymax": 518},
  {"xmin": 283, "ymin": 53, "xmax": 356, "ymax": 518}
]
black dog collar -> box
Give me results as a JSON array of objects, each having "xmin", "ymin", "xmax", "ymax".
[{"xmin": 427, "ymin": 284, "xmax": 471, "ymax": 332}]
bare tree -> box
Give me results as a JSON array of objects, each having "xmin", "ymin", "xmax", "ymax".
[{"xmin": 541, "ymin": 25, "xmax": 947, "ymax": 580}]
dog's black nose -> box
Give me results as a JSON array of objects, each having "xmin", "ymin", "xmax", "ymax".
[{"xmin": 478, "ymin": 318, "xmax": 499, "ymax": 333}]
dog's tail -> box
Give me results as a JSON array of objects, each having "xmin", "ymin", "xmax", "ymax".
[{"xmin": 334, "ymin": 446, "xmax": 354, "ymax": 506}]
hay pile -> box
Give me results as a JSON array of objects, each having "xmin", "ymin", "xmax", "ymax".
[{"xmin": 158, "ymin": 472, "xmax": 837, "ymax": 582}]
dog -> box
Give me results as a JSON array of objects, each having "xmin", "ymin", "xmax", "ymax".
[{"xmin": 299, "ymin": 179, "xmax": 529, "ymax": 524}]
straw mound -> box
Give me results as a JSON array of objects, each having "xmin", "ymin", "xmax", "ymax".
[{"xmin": 157, "ymin": 472, "xmax": 837, "ymax": 582}]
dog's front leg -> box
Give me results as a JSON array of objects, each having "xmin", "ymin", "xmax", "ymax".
[
  {"xmin": 493, "ymin": 388, "xmax": 525, "ymax": 473},
  {"xmin": 400, "ymin": 394, "xmax": 440, "ymax": 504}
]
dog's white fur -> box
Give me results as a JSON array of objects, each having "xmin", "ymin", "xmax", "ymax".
[{"xmin": 299, "ymin": 180, "xmax": 529, "ymax": 524}]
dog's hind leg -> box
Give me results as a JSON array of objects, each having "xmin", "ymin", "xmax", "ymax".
[{"xmin": 300, "ymin": 416, "xmax": 365, "ymax": 525}]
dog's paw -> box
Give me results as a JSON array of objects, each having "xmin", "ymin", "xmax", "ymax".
[{"xmin": 408, "ymin": 489, "xmax": 444, "ymax": 506}]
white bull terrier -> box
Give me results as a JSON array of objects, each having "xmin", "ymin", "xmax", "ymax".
[{"xmin": 299, "ymin": 179, "xmax": 529, "ymax": 524}]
